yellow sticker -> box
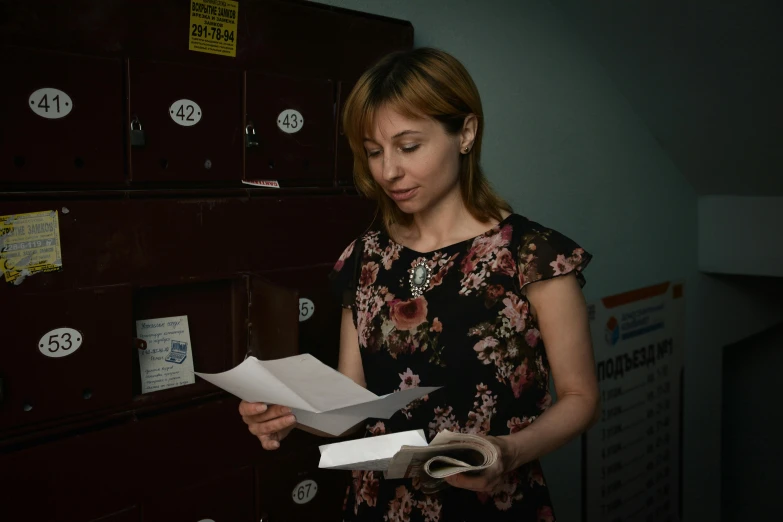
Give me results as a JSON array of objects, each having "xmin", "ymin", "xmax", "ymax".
[
  {"xmin": 189, "ymin": 0, "xmax": 239, "ymax": 58},
  {"xmin": 0, "ymin": 210, "xmax": 63, "ymax": 284}
]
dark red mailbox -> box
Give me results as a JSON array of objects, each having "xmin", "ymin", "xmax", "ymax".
[
  {"xmin": 127, "ymin": 59, "xmax": 243, "ymax": 183},
  {"xmin": 245, "ymin": 72, "xmax": 335, "ymax": 186},
  {"xmin": 0, "ymin": 46, "xmax": 125, "ymax": 185}
]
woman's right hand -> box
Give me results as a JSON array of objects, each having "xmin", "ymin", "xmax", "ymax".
[{"xmin": 238, "ymin": 400, "xmax": 297, "ymax": 450}]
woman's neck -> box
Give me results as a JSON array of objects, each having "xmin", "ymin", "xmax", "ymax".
[{"xmin": 392, "ymin": 191, "xmax": 506, "ymax": 252}]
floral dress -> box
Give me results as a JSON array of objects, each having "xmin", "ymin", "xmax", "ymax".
[{"xmin": 329, "ymin": 213, "xmax": 592, "ymax": 522}]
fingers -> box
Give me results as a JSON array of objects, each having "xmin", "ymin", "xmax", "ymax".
[
  {"xmin": 445, "ymin": 472, "xmax": 500, "ymax": 493},
  {"xmin": 259, "ymin": 433, "xmax": 280, "ymax": 451},
  {"xmin": 238, "ymin": 400, "xmax": 267, "ymax": 417},
  {"xmin": 238, "ymin": 401, "xmax": 297, "ymax": 450},
  {"xmin": 239, "ymin": 403, "xmax": 293, "ymax": 425},
  {"xmin": 247, "ymin": 412, "xmax": 297, "ymax": 436}
]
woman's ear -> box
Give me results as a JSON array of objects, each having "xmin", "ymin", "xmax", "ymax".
[{"xmin": 460, "ymin": 114, "xmax": 478, "ymax": 152}]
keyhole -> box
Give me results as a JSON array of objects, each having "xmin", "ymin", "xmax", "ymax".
[
  {"xmin": 268, "ymin": 159, "xmax": 275, "ymax": 169},
  {"xmin": 83, "ymin": 389, "xmax": 93, "ymax": 400},
  {"xmin": 23, "ymin": 402, "xmax": 33, "ymax": 412},
  {"xmin": 13, "ymin": 155, "xmax": 25, "ymax": 168},
  {"xmin": 74, "ymin": 157, "xmax": 85, "ymax": 168},
  {"xmin": 160, "ymin": 159, "xmax": 169, "ymax": 169}
]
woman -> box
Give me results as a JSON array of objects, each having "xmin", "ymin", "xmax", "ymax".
[{"xmin": 239, "ymin": 47, "xmax": 599, "ymax": 521}]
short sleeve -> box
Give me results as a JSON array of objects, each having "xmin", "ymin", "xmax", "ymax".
[
  {"xmin": 328, "ymin": 238, "xmax": 360, "ymax": 310},
  {"xmin": 517, "ymin": 224, "xmax": 593, "ymax": 289}
]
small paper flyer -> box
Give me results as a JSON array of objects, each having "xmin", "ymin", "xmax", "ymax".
[{"xmin": 136, "ymin": 315, "xmax": 196, "ymax": 394}]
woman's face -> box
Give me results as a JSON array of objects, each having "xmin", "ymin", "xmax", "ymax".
[{"xmin": 363, "ymin": 104, "xmax": 472, "ymax": 215}]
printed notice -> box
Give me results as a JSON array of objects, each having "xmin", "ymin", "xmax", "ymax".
[
  {"xmin": 189, "ymin": 0, "xmax": 238, "ymax": 57},
  {"xmin": 0, "ymin": 210, "xmax": 63, "ymax": 284},
  {"xmin": 583, "ymin": 282, "xmax": 684, "ymax": 522},
  {"xmin": 136, "ymin": 316, "xmax": 196, "ymax": 394}
]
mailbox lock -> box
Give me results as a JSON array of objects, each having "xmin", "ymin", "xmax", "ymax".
[
  {"xmin": 245, "ymin": 123, "xmax": 259, "ymax": 148},
  {"xmin": 130, "ymin": 117, "xmax": 146, "ymax": 148}
]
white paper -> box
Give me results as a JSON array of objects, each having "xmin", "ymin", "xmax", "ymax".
[
  {"xmin": 136, "ymin": 315, "xmax": 195, "ymax": 394},
  {"xmin": 195, "ymin": 353, "xmax": 440, "ymax": 435},
  {"xmin": 318, "ymin": 430, "xmax": 428, "ymax": 471}
]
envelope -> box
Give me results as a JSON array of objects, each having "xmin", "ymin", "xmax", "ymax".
[
  {"xmin": 318, "ymin": 429, "xmax": 429, "ymax": 470},
  {"xmin": 194, "ymin": 353, "xmax": 440, "ymax": 436}
]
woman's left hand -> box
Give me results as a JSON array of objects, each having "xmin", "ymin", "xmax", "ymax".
[{"xmin": 443, "ymin": 435, "xmax": 517, "ymax": 494}]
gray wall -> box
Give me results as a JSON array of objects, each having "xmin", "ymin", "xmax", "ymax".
[
  {"xmin": 316, "ymin": 1, "xmax": 783, "ymax": 520},
  {"xmin": 699, "ymin": 196, "xmax": 783, "ymax": 277}
]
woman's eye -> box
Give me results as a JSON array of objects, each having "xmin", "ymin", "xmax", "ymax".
[
  {"xmin": 401, "ymin": 144, "xmax": 420, "ymax": 153},
  {"xmin": 366, "ymin": 150, "xmax": 381, "ymax": 158}
]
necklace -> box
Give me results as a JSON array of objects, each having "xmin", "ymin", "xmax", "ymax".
[{"xmin": 409, "ymin": 261, "xmax": 432, "ymax": 298}]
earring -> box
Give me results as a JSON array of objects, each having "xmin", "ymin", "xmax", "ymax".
[{"xmin": 463, "ymin": 147, "xmax": 470, "ymax": 153}]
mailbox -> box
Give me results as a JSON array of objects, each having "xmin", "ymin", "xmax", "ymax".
[
  {"xmin": 336, "ymin": 15, "xmax": 414, "ymax": 84},
  {"xmin": 0, "ymin": 46, "xmax": 125, "ymax": 185},
  {"xmin": 258, "ymin": 432, "xmax": 351, "ymax": 522},
  {"xmin": 131, "ymin": 278, "xmax": 248, "ymax": 408},
  {"xmin": 0, "ymin": 284, "xmax": 133, "ymax": 430},
  {"xmin": 245, "ymin": 72, "xmax": 335, "ymax": 186},
  {"xmin": 127, "ymin": 59, "xmax": 243, "ymax": 183},
  {"xmin": 0, "ymin": 417, "xmax": 139, "ymax": 522},
  {"xmin": 259, "ymin": 264, "xmax": 343, "ymax": 370},
  {"xmin": 143, "ymin": 467, "xmax": 255, "ymax": 522}
]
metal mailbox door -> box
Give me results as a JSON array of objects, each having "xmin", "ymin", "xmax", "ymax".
[
  {"xmin": 143, "ymin": 467, "xmax": 255, "ymax": 522},
  {"xmin": 336, "ymin": 15, "xmax": 413, "ymax": 84},
  {"xmin": 0, "ymin": 46, "xmax": 125, "ymax": 185},
  {"xmin": 258, "ymin": 434, "xmax": 351, "ymax": 522},
  {"xmin": 127, "ymin": 59, "xmax": 242, "ymax": 183},
  {"xmin": 0, "ymin": 417, "xmax": 138, "ymax": 522},
  {"xmin": 131, "ymin": 278, "xmax": 246, "ymax": 407},
  {"xmin": 0, "ymin": 284, "xmax": 133, "ymax": 431},
  {"xmin": 258, "ymin": 265, "xmax": 342, "ymax": 370},
  {"xmin": 245, "ymin": 72, "xmax": 335, "ymax": 186}
]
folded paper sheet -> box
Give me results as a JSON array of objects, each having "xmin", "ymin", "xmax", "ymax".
[{"xmin": 194, "ymin": 354, "xmax": 440, "ymax": 435}]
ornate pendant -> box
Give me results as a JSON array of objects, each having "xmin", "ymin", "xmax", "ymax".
[{"xmin": 409, "ymin": 261, "xmax": 432, "ymax": 298}]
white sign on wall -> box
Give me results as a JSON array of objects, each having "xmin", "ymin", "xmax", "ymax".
[{"xmin": 583, "ymin": 282, "xmax": 684, "ymax": 522}]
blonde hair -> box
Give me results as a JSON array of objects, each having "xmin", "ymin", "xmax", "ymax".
[{"xmin": 342, "ymin": 47, "xmax": 512, "ymax": 233}]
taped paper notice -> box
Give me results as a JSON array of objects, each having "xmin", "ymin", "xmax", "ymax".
[
  {"xmin": 136, "ymin": 316, "xmax": 196, "ymax": 394},
  {"xmin": 242, "ymin": 180, "xmax": 280, "ymax": 188},
  {"xmin": 189, "ymin": 0, "xmax": 238, "ymax": 58},
  {"xmin": 0, "ymin": 210, "xmax": 63, "ymax": 284}
]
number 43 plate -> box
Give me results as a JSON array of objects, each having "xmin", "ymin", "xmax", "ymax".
[{"xmin": 278, "ymin": 109, "xmax": 303, "ymax": 134}]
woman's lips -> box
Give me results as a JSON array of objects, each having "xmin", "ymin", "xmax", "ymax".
[{"xmin": 389, "ymin": 187, "xmax": 418, "ymax": 201}]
